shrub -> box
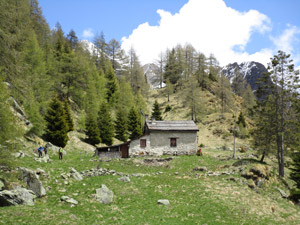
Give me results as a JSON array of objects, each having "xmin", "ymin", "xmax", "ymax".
[{"xmin": 165, "ymin": 105, "xmax": 172, "ymax": 113}]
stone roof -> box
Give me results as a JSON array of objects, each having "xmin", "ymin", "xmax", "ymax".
[{"xmin": 146, "ymin": 120, "xmax": 199, "ymax": 131}]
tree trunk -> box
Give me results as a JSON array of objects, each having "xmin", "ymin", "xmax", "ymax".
[{"xmin": 260, "ymin": 152, "xmax": 265, "ymax": 163}]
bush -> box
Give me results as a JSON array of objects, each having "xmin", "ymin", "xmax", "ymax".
[
  {"xmin": 289, "ymin": 188, "xmax": 300, "ymax": 202},
  {"xmin": 165, "ymin": 105, "xmax": 172, "ymax": 113}
]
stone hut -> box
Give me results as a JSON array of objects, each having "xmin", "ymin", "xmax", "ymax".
[
  {"xmin": 95, "ymin": 120, "xmax": 199, "ymax": 158},
  {"xmin": 129, "ymin": 120, "xmax": 199, "ymax": 156}
]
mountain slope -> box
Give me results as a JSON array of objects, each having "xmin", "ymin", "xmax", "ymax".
[{"xmin": 221, "ymin": 61, "xmax": 268, "ymax": 91}]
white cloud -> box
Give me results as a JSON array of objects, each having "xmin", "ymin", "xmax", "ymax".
[
  {"xmin": 121, "ymin": 0, "xmax": 272, "ymax": 66},
  {"xmin": 82, "ymin": 28, "xmax": 94, "ymax": 39},
  {"xmin": 271, "ymin": 25, "xmax": 300, "ymax": 53}
]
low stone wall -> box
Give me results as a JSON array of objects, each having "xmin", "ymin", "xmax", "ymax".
[{"xmin": 97, "ymin": 151, "xmax": 121, "ymax": 159}]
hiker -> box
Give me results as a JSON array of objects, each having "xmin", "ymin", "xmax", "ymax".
[
  {"xmin": 58, "ymin": 147, "xmax": 64, "ymax": 160},
  {"xmin": 37, "ymin": 146, "xmax": 44, "ymax": 158}
]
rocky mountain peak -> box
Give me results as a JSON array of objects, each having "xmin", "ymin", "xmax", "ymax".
[{"xmin": 221, "ymin": 61, "xmax": 268, "ymax": 91}]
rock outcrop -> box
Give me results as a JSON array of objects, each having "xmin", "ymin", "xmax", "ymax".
[
  {"xmin": 19, "ymin": 167, "xmax": 46, "ymax": 197},
  {"xmin": 0, "ymin": 187, "xmax": 36, "ymax": 206}
]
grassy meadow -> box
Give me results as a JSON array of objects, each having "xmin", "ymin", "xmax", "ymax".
[{"xmin": 1, "ymin": 138, "xmax": 299, "ymax": 225}]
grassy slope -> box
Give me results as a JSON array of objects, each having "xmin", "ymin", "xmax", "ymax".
[
  {"xmin": 0, "ymin": 139, "xmax": 299, "ymax": 225},
  {"xmin": 147, "ymin": 87, "xmax": 249, "ymax": 149},
  {"xmin": 1, "ymin": 87, "xmax": 300, "ymax": 224}
]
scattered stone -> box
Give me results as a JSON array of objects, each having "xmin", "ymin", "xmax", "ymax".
[
  {"xmin": 19, "ymin": 167, "xmax": 46, "ymax": 197},
  {"xmin": 193, "ymin": 166, "xmax": 208, "ymax": 172},
  {"xmin": 13, "ymin": 151, "xmax": 26, "ymax": 158},
  {"xmin": 276, "ymin": 188, "xmax": 287, "ymax": 198},
  {"xmin": 61, "ymin": 174, "xmax": 69, "ymax": 179},
  {"xmin": 64, "ymin": 181, "xmax": 69, "ymax": 185},
  {"xmin": 157, "ymin": 199, "xmax": 170, "ymax": 205},
  {"xmin": 60, "ymin": 196, "xmax": 78, "ymax": 205},
  {"xmin": 95, "ymin": 184, "xmax": 114, "ymax": 204},
  {"xmin": 61, "ymin": 196, "xmax": 69, "ymax": 201},
  {"xmin": 174, "ymin": 172, "xmax": 179, "ymax": 175},
  {"xmin": 118, "ymin": 176, "xmax": 130, "ymax": 182},
  {"xmin": 0, "ymin": 187, "xmax": 36, "ymax": 206},
  {"xmin": 70, "ymin": 168, "xmax": 83, "ymax": 181}
]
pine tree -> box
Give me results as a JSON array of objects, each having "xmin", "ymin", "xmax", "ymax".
[
  {"xmin": 115, "ymin": 108, "xmax": 128, "ymax": 142},
  {"xmin": 105, "ymin": 62, "xmax": 119, "ymax": 104},
  {"xmin": 128, "ymin": 107, "xmax": 142, "ymax": 140},
  {"xmin": 151, "ymin": 100, "xmax": 163, "ymax": 121},
  {"xmin": 253, "ymin": 51, "xmax": 299, "ymax": 175},
  {"xmin": 85, "ymin": 114, "xmax": 101, "ymax": 145},
  {"xmin": 97, "ymin": 103, "xmax": 114, "ymax": 146},
  {"xmin": 44, "ymin": 95, "xmax": 69, "ymax": 147},
  {"xmin": 237, "ymin": 112, "xmax": 246, "ymax": 128},
  {"xmin": 64, "ymin": 98, "xmax": 74, "ymax": 132}
]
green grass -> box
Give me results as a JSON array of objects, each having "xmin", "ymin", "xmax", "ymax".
[{"xmin": 1, "ymin": 143, "xmax": 300, "ymax": 225}]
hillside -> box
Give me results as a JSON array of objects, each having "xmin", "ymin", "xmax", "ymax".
[
  {"xmin": 0, "ymin": 130, "xmax": 299, "ymax": 224},
  {"xmin": 147, "ymin": 86, "xmax": 250, "ymax": 150}
]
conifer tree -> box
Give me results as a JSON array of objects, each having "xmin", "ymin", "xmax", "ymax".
[
  {"xmin": 237, "ymin": 112, "xmax": 246, "ymax": 128},
  {"xmin": 44, "ymin": 95, "xmax": 69, "ymax": 147},
  {"xmin": 105, "ymin": 62, "xmax": 119, "ymax": 104},
  {"xmin": 128, "ymin": 107, "xmax": 142, "ymax": 140},
  {"xmin": 151, "ymin": 100, "xmax": 163, "ymax": 121},
  {"xmin": 85, "ymin": 114, "xmax": 101, "ymax": 145},
  {"xmin": 97, "ymin": 103, "xmax": 114, "ymax": 146},
  {"xmin": 64, "ymin": 98, "xmax": 74, "ymax": 132},
  {"xmin": 115, "ymin": 108, "xmax": 128, "ymax": 142}
]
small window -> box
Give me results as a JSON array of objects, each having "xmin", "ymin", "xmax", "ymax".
[
  {"xmin": 170, "ymin": 138, "xmax": 177, "ymax": 147},
  {"xmin": 140, "ymin": 139, "xmax": 146, "ymax": 147}
]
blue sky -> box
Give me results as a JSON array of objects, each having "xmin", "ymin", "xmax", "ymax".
[{"xmin": 39, "ymin": 0, "xmax": 300, "ymax": 67}]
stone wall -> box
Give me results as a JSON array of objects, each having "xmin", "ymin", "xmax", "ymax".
[
  {"xmin": 97, "ymin": 151, "xmax": 121, "ymax": 159},
  {"xmin": 129, "ymin": 131, "xmax": 198, "ymax": 156}
]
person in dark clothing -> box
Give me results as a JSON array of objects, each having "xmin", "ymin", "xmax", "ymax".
[
  {"xmin": 37, "ymin": 146, "xmax": 44, "ymax": 158},
  {"xmin": 44, "ymin": 146, "xmax": 47, "ymax": 155}
]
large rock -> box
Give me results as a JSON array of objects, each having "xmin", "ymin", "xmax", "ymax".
[
  {"xmin": 70, "ymin": 168, "xmax": 83, "ymax": 181},
  {"xmin": 19, "ymin": 167, "xmax": 46, "ymax": 197},
  {"xmin": 45, "ymin": 142, "xmax": 66, "ymax": 155},
  {"xmin": 0, "ymin": 187, "xmax": 36, "ymax": 206},
  {"xmin": 95, "ymin": 184, "xmax": 113, "ymax": 204}
]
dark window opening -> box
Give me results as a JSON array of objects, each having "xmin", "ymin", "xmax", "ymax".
[
  {"xmin": 140, "ymin": 139, "xmax": 146, "ymax": 147},
  {"xmin": 170, "ymin": 138, "xmax": 177, "ymax": 147}
]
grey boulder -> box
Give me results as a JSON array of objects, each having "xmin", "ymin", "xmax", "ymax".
[
  {"xmin": 0, "ymin": 187, "xmax": 36, "ymax": 206},
  {"xmin": 95, "ymin": 184, "xmax": 113, "ymax": 204},
  {"xmin": 19, "ymin": 167, "xmax": 46, "ymax": 197}
]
